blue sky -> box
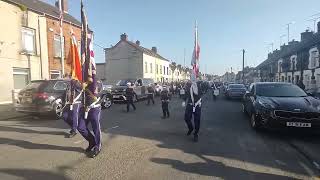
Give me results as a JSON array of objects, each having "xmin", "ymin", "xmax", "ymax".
[{"xmin": 47, "ymin": 0, "xmax": 320, "ymax": 75}]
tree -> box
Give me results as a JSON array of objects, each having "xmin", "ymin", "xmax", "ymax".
[{"xmin": 169, "ymin": 62, "xmax": 177, "ymax": 82}]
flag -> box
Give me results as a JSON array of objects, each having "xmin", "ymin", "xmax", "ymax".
[
  {"xmin": 80, "ymin": 0, "xmax": 98, "ymax": 105},
  {"xmin": 70, "ymin": 30, "xmax": 82, "ymax": 81},
  {"xmin": 191, "ymin": 22, "xmax": 200, "ymax": 82}
]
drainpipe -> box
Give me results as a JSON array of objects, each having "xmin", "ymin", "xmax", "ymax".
[{"xmin": 37, "ymin": 15, "xmax": 45, "ymax": 79}]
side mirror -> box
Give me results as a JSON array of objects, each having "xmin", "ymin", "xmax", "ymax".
[{"xmin": 307, "ymin": 92, "xmax": 314, "ymax": 97}]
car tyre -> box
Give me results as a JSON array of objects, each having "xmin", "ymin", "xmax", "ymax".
[
  {"xmin": 101, "ymin": 96, "xmax": 112, "ymax": 109},
  {"xmin": 54, "ymin": 102, "xmax": 63, "ymax": 119},
  {"xmin": 250, "ymin": 113, "xmax": 261, "ymax": 130}
]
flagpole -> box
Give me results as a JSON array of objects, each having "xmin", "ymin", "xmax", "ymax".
[{"xmin": 59, "ymin": 0, "xmax": 65, "ymax": 77}]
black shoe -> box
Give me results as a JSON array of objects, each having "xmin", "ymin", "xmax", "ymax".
[
  {"xmin": 85, "ymin": 143, "xmax": 95, "ymax": 153},
  {"xmin": 187, "ymin": 129, "xmax": 193, "ymax": 136},
  {"xmin": 89, "ymin": 147, "xmax": 101, "ymax": 158},
  {"xmin": 194, "ymin": 134, "xmax": 198, "ymax": 142},
  {"xmin": 68, "ymin": 130, "xmax": 77, "ymax": 138}
]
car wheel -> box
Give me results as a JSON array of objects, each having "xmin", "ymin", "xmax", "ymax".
[
  {"xmin": 250, "ymin": 113, "xmax": 260, "ymax": 130},
  {"xmin": 54, "ymin": 102, "xmax": 63, "ymax": 119},
  {"xmin": 101, "ymin": 96, "xmax": 112, "ymax": 109}
]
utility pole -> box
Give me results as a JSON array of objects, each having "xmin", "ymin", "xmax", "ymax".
[
  {"xmin": 242, "ymin": 49, "xmax": 245, "ymax": 84},
  {"xmin": 286, "ymin": 22, "xmax": 295, "ymax": 44}
]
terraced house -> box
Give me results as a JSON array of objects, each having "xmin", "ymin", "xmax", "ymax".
[
  {"xmin": 0, "ymin": 0, "xmax": 83, "ymax": 104},
  {"xmin": 256, "ymin": 22, "xmax": 320, "ymax": 92}
]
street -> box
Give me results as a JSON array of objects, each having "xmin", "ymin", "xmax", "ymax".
[{"xmin": 0, "ymin": 93, "xmax": 320, "ymax": 180}]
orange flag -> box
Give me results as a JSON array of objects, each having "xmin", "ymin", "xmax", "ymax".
[{"xmin": 70, "ymin": 33, "xmax": 82, "ymax": 81}]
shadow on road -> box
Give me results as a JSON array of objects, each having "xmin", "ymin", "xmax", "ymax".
[
  {"xmin": 0, "ymin": 168, "xmax": 71, "ymax": 180},
  {"xmin": 0, "ymin": 125, "xmax": 68, "ymax": 136},
  {"xmin": 0, "ymin": 137, "xmax": 83, "ymax": 153}
]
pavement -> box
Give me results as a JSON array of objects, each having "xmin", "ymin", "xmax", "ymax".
[{"xmin": 0, "ymin": 94, "xmax": 320, "ymax": 179}]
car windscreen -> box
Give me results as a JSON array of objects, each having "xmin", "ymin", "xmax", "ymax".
[
  {"xmin": 256, "ymin": 84, "xmax": 307, "ymax": 97},
  {"xmin": 229, "ymin": 84, "xmax": 245, "ymax": 89},
  {"xmin": 116, "ymin": 79, "xmax": 135, "ymax": 86}
]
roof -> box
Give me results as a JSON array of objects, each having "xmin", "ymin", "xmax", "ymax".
[
  {"xmin": 5, "ymin": 0, "xmax": 81, "ymax": 27},
  {"xmin": 256, "ymin": 33, "xmax": 320, "ymax": 69},
  {"xmin": 126, "ymin": 41, "xmax": 170, "ymax": 61}
]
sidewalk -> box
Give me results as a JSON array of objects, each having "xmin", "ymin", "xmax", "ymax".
[{"xmin": 0, "ymin": 104, "xmax": 29, "ymax": 120}]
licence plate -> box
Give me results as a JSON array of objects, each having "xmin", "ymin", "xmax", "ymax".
[
  {"xmin": 113, "ymin": 95, "xmax": 120, "ymax": 98},
  {"xmin": 23, "ymin": 98, "xmax": 32, "ymax": 103},
  {"xmin": 286, "ymin": 122, "xmax": 311, "ymax": 128}
]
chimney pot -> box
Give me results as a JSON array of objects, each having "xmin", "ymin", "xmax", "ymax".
[
  {"xmin": 151, "ymin": 47, "xmax": 157, "ymax": 53},
  {"xmin": 135, "ymin": 40, "xmax": 140, "ymax": 46},
  {"xmin": 120, "ymin": 33, "xmax": 128, "ymax": 41},
  {"xmin": 55, "ymin": 0, "xmax": 68, "ymax": 13}
]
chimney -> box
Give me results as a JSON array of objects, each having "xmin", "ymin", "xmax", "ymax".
[
  {"xmin": 151, "ymin": 47, "xmax": 157, "ymax": 53},
  {"xmin": 135, "ymin": 40, "xmax": 140, "ymax": 46},
  {"xmin": 120, "ymin": 33, "xmax": 128, "ymax": 41},
  {"xmin": 55, "ymin": 0, "xmax": 68, "ymax": 13},
  {"xmin": 301, "ymin": 29, "xmax": 313, "ymax": 41}
]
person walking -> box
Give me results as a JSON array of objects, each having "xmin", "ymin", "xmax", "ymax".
[
  {"xmin": 61, "ymin": 79, "xmax": 82, "ymax": 138},
  {"xmin": 147, "ymin": 84, "xmax": 155, "ymax": 105},
  {"xmin": 183, "ymin": 81, "xmax": 203, "ymax": 142},
  {"xmin": 161, "ymin": 86, "xmax": 170, "ymax": 118},
  {"xmin": 125, "ymin": 82, "xmax": 136, "ymax": 112}
]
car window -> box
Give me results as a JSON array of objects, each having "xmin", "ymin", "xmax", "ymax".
[{"xmin": 54, "ymin": 81, "xmax": 68, "ymax": 91}]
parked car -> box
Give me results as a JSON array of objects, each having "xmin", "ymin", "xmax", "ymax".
[
  {"xmin": 15, "ymin": 79, "xmax": 112, "ymax": 118},
  {"xmin": 15, "ymin": 79, "xmax": 70, "ymax": 118},
  {"xmin": 225, "ymin": 84, "xmax": 246, "ymax": 99},
  {"xmin": 110, "ymin": 78, "xmax": 155, "ymax": 102},
  {"xmin": 242, "ymin": 82, "xmax": 320, "ymax": 131}
]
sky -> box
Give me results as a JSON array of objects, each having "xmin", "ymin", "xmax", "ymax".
[{"xmin": 46, "ymin": 0, "xmax": 320, "ymax": 75}]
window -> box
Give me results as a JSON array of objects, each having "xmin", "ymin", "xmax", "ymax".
[
  {"xmin": 150, "ymin": 63, "xmax": 153, "ymax": 73},
  {"xmin": 167, "ymin": 67, "xmax": 169, "ymax": 75},
  {"xmin": 163, "ymin": 66, "xmax": 166, "ymax": 75},
  {"xmin": 160, "ymin": 65, "xmax": 162, "ymax": 74},
  {"xmin": 310, "ymin": 50, "xmax": 318, "ymax": 68},
  {"xmin": 54, "ymin": 35, "xmax": 65, "ymax": 58},
  {"xmin": 50, "ymin": 70, "xmax": 61, "ymax": 79},
  {"xmin": 21, "ymin": 27, "xmax": 36, "ymax": 54},
  {"xmin": 13, "ymin": 68, "xmax": 29, "ymax": 89},
  {"xmin": 54, "ymin": 81, "xmax": 68, "ymax": 90},
  {"xmin": 156, "ymin": 64, "xmax": 158, "ymax": 74},
  {"xmin": 278, "ymin": 61, "xmax": 282, "ymax": 73},
  {"xmin": 145, "ymin": 62, "xmax": 148, "ymax": 73}
]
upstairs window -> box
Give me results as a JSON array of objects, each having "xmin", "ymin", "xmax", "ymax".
[
  {"xmin": 145, "ymin": 62, "xmax": 148, "ymax": 73},
  {"xmin": 150, "ymin": 63, "xmax": 153, "ymax": 73},
  {"xmin": 21, "ymin": 27, "xmax": 36, "ymax": 54}
]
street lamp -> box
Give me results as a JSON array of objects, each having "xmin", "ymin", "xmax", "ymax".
[{"xmin": 286, "ymin": 21, "xmax": 295, "ymax": 44}]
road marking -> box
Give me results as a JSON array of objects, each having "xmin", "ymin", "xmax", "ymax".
[
  {"xmin": 74, "ymin": 140, "xmax": 85, "ymax": 144},
  {"xmin": 299, "ymin": 162, "xmax": 319, "ymax": 180},
  {"xmin": 275, "ymin": 160, "xmax": 287, "ymax": 166},
  {"xmin": 107, "ymin": 126, "xmax": 119, "ymax": 130}
]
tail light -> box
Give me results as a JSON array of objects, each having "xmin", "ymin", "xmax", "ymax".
[{"xmin": 34, "ymin": 92, "xmax": 48, "ymax": 99}]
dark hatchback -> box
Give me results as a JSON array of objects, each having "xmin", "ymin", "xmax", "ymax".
[
  {"xmin": 15, "ymin": 79, "xmax": 113, "ymax": 118},
  {"xmin": 243, "ymin": 82, "xmax": 320, "ymax": 131},
  {"xmin": 15, "ymin": 79, "xmax": 69, "ymax": 118}
]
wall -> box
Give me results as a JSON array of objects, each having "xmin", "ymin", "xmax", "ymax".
[
  {"xmin": 142, "ymin": 53, "xmax": 169, "ymax": 82},
  {"xmin": 46, "ymin": 17, "xmax": 81, "ymax": 78},
  {"xmin": 105, "ymin": 41, "xmax": 143, "ymax": 85},
  {"xmin": 96, "ymin": 63, "xmax": 105, "ymax": 82},
  {"xmin": 0, "ymin": 2, "xmax": 49, "ymax": 103}
]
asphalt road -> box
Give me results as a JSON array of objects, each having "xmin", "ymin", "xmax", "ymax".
[{"xmin": 0, "ymin": 93, "xmax": 320, "ymax": 180}]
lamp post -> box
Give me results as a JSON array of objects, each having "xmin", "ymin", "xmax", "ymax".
[{"xmin": 286, "ymin": 21, "xmax": 295, "ymax": 44}]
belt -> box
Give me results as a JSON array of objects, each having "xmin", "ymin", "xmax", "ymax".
[{"xmin": 84, "ymin": 97, "xmax": 101, "ymax": 119}]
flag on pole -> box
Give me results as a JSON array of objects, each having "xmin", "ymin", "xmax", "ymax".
[
  {"xmin": 70, "ymin": 30, "xmax": 82, "ymax": 81},
  {"xmin": 191, "ymin": 21, "xmax": 200, "ymax": 82}
]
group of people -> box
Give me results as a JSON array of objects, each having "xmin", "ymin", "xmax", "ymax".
[
  {"xmin": 61, "ymin": 78, "xmax": 207, "ymax": 160},
  {"xmin": 61, "ymin": 79, "xmax": 102, "ymax": 158}
]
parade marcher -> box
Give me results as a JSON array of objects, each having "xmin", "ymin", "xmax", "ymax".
[
  {"xmin": 147, "ymin": 84, "xmax": 155, "ymax": 105},
  {"xmin": 125, "ymin": 82, "xmax": 136, "ymax": 112},
  {"xmin": 161, "ymin": 86, "xmax": 170, "ymax": 118},
  {"xmin": 183, "ymin": 81, "xmax": 203, "ymax": 142},
  {"xmin": 61, "ymin": 79, "xmax": 83, "ymax": 138}
]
